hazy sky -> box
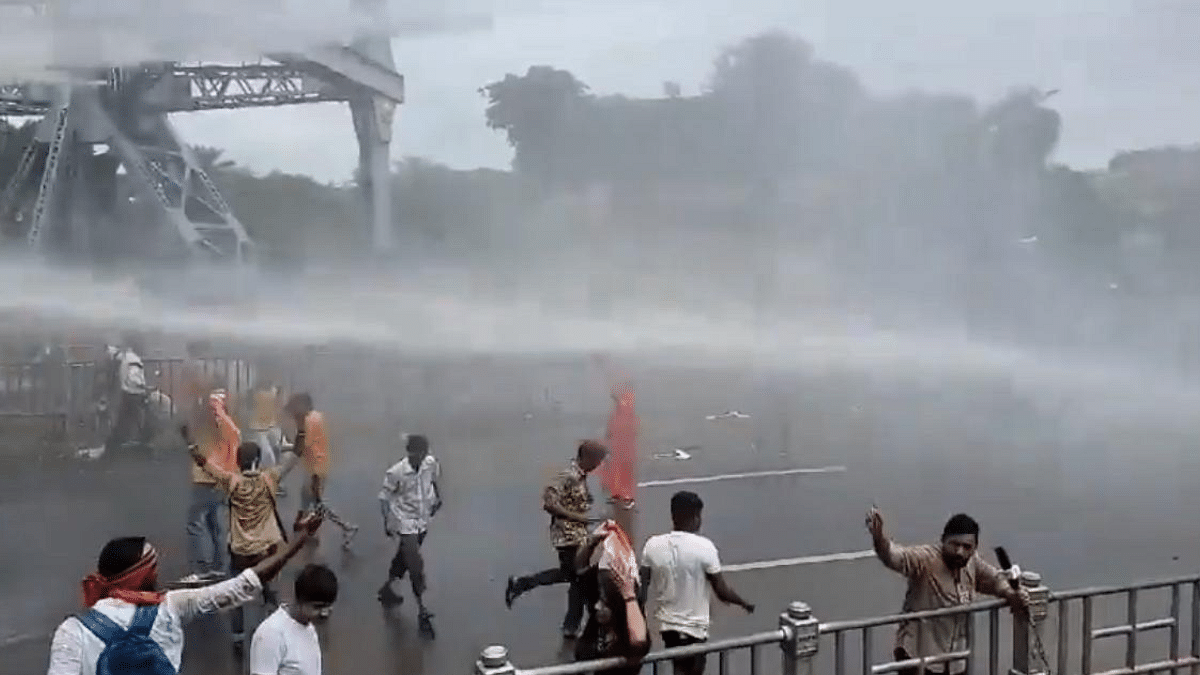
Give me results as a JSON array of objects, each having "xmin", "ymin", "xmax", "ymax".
[{"xmin": 93, "ymin": 0, "xmax": 1200, "ymax": 181}]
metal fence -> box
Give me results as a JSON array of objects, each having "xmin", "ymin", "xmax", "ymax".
[
  {"xmin": 0, "ymin": 356, "xmax": 264, "ymax": 447},
  {"xmin": 476, "ymin": 570, "xmax": 1200, "ymax": 675}
]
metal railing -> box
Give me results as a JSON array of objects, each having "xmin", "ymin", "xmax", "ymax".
[
  {"xmin": 0, "ymin": 356, "xmax": 267, "ymax": 449},
  {"xmin": 477, "ymin": 570, "xmax": 1200, "ymax": 675}
]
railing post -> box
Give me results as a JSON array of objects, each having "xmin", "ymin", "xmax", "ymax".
[
  {"xmin": 1011, "ymin": 571, "xmax": 1050, "ymax": 675},
  {"xmin": 780, "ymin": 601, "xmax": 820, "ymax": 675},
  {"xmin": 476, "ymin": 645, "xmax": 517, "ymax": 675}
]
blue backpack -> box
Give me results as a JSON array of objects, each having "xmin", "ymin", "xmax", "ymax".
[{"xmin": 76, "ymin": 605, "xmax": 176, "ymax": 675}]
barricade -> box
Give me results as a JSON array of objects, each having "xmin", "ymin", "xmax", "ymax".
[{"xmin": 478, "ymin": 570, "xmax": 1200, "ymax": 675}]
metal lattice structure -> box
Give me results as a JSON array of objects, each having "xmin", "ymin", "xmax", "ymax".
[{"xmin": 0, "ymin": 0, "xmax": 404, "ymax": 267}]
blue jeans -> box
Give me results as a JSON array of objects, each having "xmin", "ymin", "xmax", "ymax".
[{"xmin": 187, "ymin": 483, "xmax": 229, "ymax": 576}]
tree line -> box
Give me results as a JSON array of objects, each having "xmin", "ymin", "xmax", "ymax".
[{"xmin": 1, "ymin": 29, "xmax": 1199, "ymax": 299}]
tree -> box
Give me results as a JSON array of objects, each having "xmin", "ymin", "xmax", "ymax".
[{"xmin": 479, "ymin": 66, "xmax": 591, "ymax": 182}]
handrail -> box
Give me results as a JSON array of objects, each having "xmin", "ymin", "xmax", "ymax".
[{"xmin": 481, "ymin": 570, "xmax": 1200, "ymax": 675}]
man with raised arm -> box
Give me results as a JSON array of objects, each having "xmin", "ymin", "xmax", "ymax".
[{"xmin": 865, "ymin": 508, "xmax": 1029, "ymax": 675}]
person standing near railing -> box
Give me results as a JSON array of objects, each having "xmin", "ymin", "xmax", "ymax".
[
  {"xmin": 640, "ymin": 491, "xmax": 755, "ymax": 675},
  {"xmin": 865, "ymin": 508, "xmax": 1030, "ymax": 675},
  {"xmin": 180, "ymin": 389, "xmax": 240, "ymax": 585},
  {"xmin": 102, "ymin": 334, "xmax": 148, "ymax": 458},
  {"xmin": 572, "ymin": 520, "xmax": 649, "ymax": 674}
]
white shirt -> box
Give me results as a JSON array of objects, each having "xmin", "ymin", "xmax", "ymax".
[
  {"xmin": 378, "ymin": 454, "xmax": 440, "ymax": 535},
  {"xmin": 46, "ymin": 569, "xmax": 263, "ymax": 675},
  {"xmin": 641, "ymin": 531, "xmax": 722, "ymax": 639},
  {"xmin": 250, "ymin": 606, "xmax": 322, "ymax": 675},
  {"xmin": 116, "ymin": 349, "xmax": 146, "ymax": 394}
]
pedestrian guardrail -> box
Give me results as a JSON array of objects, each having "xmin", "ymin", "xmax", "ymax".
[{"xmin": 477, "ymin": 570, "xmax": 1200, "ymax": 675}]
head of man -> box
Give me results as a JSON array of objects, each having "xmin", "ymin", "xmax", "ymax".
[
  {"xmin": 122, "ymin": 332, "xmax": 145, "ymax": 356},
  {"xmin": 670, "ymin": 490, "xmax": 703, "ymax": 533},
  {"xmin": 406, "ymin": 433, "xmax": 430, "ymax": 466},
  {"xmin": 237, "ymin": 441, "xmax": 262, "ymax": 472},
  {"xmin": 284, "ymin": 392, "xmax": 313, "ymax": 420},
  {"xmin": 576, "ymin": 439, "xmax": 608, "ymax": 473},
  {"xmin": 81, "ymin": 537, "xmax": 163, "ymax": 607},
  {"xmin": 292, "ymin": 564, "xmax": 338, "ymax": 625},
  {"xmin": 940, "ymin": 513, "xmax": 980, "ymax": 570}
]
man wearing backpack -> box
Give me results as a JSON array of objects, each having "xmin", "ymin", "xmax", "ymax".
[{"xmin": 44, "ymin": 512, "xmax": 323, "ymax": 675}]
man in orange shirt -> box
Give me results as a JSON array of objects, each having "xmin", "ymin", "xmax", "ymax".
[
  {"xmin": 181, "ymin": 388, "xmax": 240, "ymax": 583},
  {"xmin": 285, "ymin": 393, "xmax": 359, "ymax": 550}
]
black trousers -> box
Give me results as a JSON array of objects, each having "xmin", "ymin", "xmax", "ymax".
[
  {"xmin": 662, "ymin": 630, "xmax": 707, "ymax": 675},
  {"xmin": 512, "ymin": 545, "xmax": 585, "ymax": 634},
  {"xmin": 105, "ymin": 392, "xmax": 148, "ymax": 454},
  {"xmin": 229, "ymin": 546, "xmax": 277, "ymax": 637},
  {"xmin": 387, "ymin": 531, "xmax": 428, "ymax": 596}
]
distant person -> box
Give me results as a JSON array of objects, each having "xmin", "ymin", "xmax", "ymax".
[
  {"xmin": 45, "ymin": 513, "xmax": 322, "ymax": 675},
  {"xmin": 187, "ymin": 435, "xmax": 302, "ymax": 647},
  {"xmin": 103, "ymin": 334, "xmax": 149, "ymax": 457},
  {"xmin": 573, "ymin": 520, "xmax": 649, "ymax": 674},
  {"xmin": 181, "ymin": 389, "xmax": 240, "ymax": 584},
  {"xmin": 250, "ymin": 564, "xmax": 339, "ymax": 675},
  {"xmin": 377, "ymin": 433, "xmax": 442, "ymax": 623},
  {"xmin": 641, "ymin": 491, "xmax": 754, "ymax": 675},
  {"xmin": 285, "ymin": 393, "xmax": 358, "ymax": 550},
  {"xmin": 246, "ymin": 375, "xmax": 287, "ymax": 494},
  {"xmin": 865, "ymin": 508, "xmax": 1029, "ymax": 675},
  {"xmin": 506, "ymin": 440, "xmax": 608, "ymax": 639}
]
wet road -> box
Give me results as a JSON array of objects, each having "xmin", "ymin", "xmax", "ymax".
[{"xmin": 4, "ymin": 353, "xmax": 1200, "ymax": 674}]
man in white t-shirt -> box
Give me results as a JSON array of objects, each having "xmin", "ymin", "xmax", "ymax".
[
  {"xmin": 640, "ymin": 491, "xmax": 755, "ymax": 675},
  {"xmin": 250, "ymin": 564, "xmax": 339, "ymax": 675}
]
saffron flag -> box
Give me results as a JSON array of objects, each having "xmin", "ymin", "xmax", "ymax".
[{"xmin": 601, "ymin": 383, "xmax": 638, "ymax": 504}]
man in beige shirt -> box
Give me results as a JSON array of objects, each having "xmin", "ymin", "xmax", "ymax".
[
  {"xmin": 866, "ymin": 509, "xmax": 1029, "ymax": 675},
  {"xmin": 190, "ymin": 436, "xmax": 301, "ymax": 645}
]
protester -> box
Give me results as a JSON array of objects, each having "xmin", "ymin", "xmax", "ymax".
[
  {"xmin": 573, "ymin": 520, "xmax": 649, "ymax": 675},
  {"xmin": 45, "ymin": 513, "xmax": 322, "ymax": 675},
  {"xmin": 250, "ymin": 564, "xmax": 339, "ymax": 675},
  {"xmin": 285, "ymin": 393, "xmax": 358, "ymax": 549},
  {"xmin": 866, "ymin": 508, "xmax": 1030, "ymax": 675},
  {"xmin": 188, "ymin": 434, "xmax": 302, "ymax": 647},
  {"xmin": 641, "ymin": 491, "xmax": 755, "ymax": 675},
  {"xmin": 377, "ymin": 433, "xmax": 442, "ymax": 622},
  {"xmin": 506, "ymin": 440, "xmax": 608, "ymax": 639},
  {"xmin": 246, "ymin": 376, "xmax": 286, "ymax": 472},
  {"xmin": 102, "ymin": 334, "xmax": 148, "ymax": 457},
  {"xmin": 181, "ymin": 389, "xmax": 240, "ymax": 584}
]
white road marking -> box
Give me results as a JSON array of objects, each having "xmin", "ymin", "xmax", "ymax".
[
  {"xmin": 725, "ymin": 549, "xmax": 875, "ymax": 572},
  {"xmin": 636, "ymin": 465, "xmax": 846, "ymax": 488}
]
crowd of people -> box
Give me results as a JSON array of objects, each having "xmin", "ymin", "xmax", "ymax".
[{"xmin": 44, "ymin": 340, "xmax": 1036, "ymax": 675}]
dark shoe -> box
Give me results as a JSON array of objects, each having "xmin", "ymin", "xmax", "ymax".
[
  {"xmin": 505, "ymin": 576, "xmax": 517, "ymax": 609},
  {"xmin": 378, "ymin": 584, "xmax": 403, "ymax": 607}
]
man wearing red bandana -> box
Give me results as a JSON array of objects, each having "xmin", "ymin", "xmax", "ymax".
[{"xmin": 45, "ymin": 514, "xmax": 322, "ymax": 675}]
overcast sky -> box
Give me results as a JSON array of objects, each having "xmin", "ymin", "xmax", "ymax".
[{"xmin": 149, "ymin": 0, "xmax": 1200, "ymax": 181}]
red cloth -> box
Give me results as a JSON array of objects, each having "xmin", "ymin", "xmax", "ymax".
[
  {"xmin": 595, "ymin": 520, "xmax": 638, "ymax": 590},
  {"xmin": 81, "ymin": 545, "xmax": 164, "ymax": 607},
  {"xmin": 601, "ymin": 385, "xmax": 638, "ymax": 503}
]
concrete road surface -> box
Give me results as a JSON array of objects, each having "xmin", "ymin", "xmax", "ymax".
[{"xmin": 3, "ymin": 352, "xmax": 1199, "ymax": 674}]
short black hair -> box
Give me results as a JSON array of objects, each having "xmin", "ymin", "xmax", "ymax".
[
  {"xmin": 670, "ymin": 491, "xmax": 704, "ymax": 522},
  {"xmin": 289, "ymin": 393, "xmax": 313, "ymax": 410},
  {"xmin": 942, "ymin": 513, "xmax": 980, "ymax": 540},
  {"xmin": 406, "ymin": 434, "xmax": 429, "ymax": 454},
  {"xmin": 577, "ymin": 439, "xmax": 606, "ymax": 459},
  {"xmin": 294, "ymin": 564, "xmax": 338, "ymax": 605},
  {"xmin": 237, "ymin": 441, "xmax": 262, "ymax": 471},
  {"xmin": 98, "ymin": 537, "xmax": 147, "ymax": 577}
]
